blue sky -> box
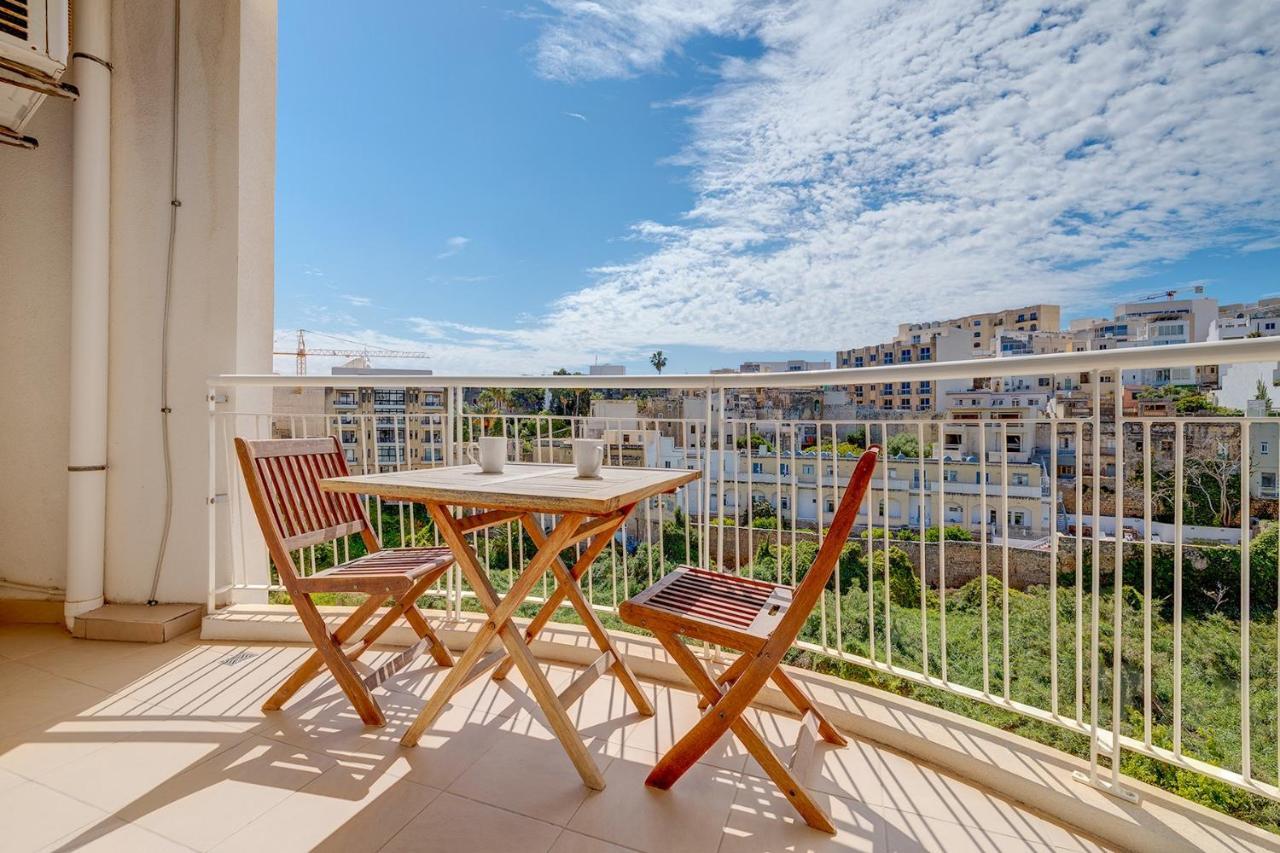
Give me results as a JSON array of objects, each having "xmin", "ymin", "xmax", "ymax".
[{"xmin": 276, "ymin": 1, "xmax": 1279, "ymax": 375}]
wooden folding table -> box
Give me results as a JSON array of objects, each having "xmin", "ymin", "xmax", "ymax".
[{"xmin": 319, "ymin": 461, "xmax": 700, "ymax": 790}]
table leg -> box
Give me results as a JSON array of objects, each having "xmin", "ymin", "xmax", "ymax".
[
  {"xmin": 507, "ymin": 511, "xmax": 656, "ymax": 716},
  {"xmin": 403, "ymin": 504, "xmax": 608, "ymax": 791},
  {"xmin": 491, "ymin": 508, "xmax": 623, "ymax": 681}
]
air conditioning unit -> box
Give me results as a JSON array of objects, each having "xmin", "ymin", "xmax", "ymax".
[{"xmin": 0, "ymin": 0, "xmax": 75, "ymax": 149}]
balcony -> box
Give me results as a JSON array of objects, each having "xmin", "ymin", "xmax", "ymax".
[
  {"xmin": 7, "ymin": 340, "xmax": 1280, "ymax": 851},
  {"xmin": 2, "ymin": 618, "xmax": 1270, "ymax": 852}
]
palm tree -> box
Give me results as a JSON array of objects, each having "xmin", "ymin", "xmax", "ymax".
[{"xmin": 650, "ymin": 350, "xmax": 668, "ymax": 374}]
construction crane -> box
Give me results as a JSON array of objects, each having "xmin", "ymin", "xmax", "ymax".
[
  {"xmin": 1137, "ymin": 284, "xmax": 1206, "ymax": 302},
  {"xmin": 273, "ymin": 329, "xmax": 430, "ymax": 375}
]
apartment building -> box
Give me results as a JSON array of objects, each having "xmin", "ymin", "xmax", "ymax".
[
  {"xmin": 323, "ymin": 362, "xmax": 446, "ymax": 471},
  {"xmin": 1217, "ymin": 297, "xmax": 1280, "ymax": 339},
  {"xmin": 1070, "ymin": 295, "xmax": 1219, "ymax": 388},
  {"xmin": 693, "ymin": 449, "xmax": 1049, "ymax": 541},
  {"xmin": 835, "ymin": 304, "xmax": 1060, "ymax": 413},
  {"xmin": 736, "ymin": 359, "xmax": 832, "ymax": 373}
]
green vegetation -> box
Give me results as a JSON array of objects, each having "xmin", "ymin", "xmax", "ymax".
[
  {"xmin": 736, "ymin": 432, "xmax": 774, "ymax": 452},
  {"xmin": 276, "ymin": 504, "xmax": 1280, "ymax": 833},
  {"xmin": 1135, "ymin": 385, "xmax": 1243, "ymax": 416}
]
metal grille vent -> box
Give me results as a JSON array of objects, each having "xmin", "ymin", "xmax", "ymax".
[
  {"xmin": 0, "ymin": 0, "xmax": 28, "ymax": 41},
  {"xmin": 219, "ymin": 650, "xmax": 260, "ymax": 667}
]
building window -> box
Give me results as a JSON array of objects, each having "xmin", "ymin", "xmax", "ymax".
[
  {"xmin": 884, "ymin": 352, "xmax": 894, "ymax": 364},
  {"xmin": 751, "ymin": 462, "xmax": 763, "ymax": 474},
  {"xmin": 882, "ymin": 384, "xmax": 894, "ymax": 395},
  {"xmin": 802, "ymin": 464, "xmax": 814, "ymax": 476},
  {"xmin": 1263, "ymin": 473, "xmax": 1277, "ymax": 490},
  {"xmin": 334, "ymin": 391, "xmax": 357, "ymax": 407},
  {"xmin": 1006, "ymin": 435, "xmax": 1022, "ymax": 452},
  {"xmin": 973, "ymin": 319, "xmax": 982, "ymax": 326},
  {"xmin": 1261, "ymin": 441, "xmax": 1271, "ymax": 455},
  {"xmin": 919, "ymin": 347, "xmax": 931, "ymax": 360},
  {"xmin": 1012, "ymin": 473, "xmax": 1029, "ymax": 486},
  {"xmin": 780, "ymin": 463, "xmax": 791, "ymax": 476},
  {"xmin": 781, "ymin": 496, "xmax": 790, "ymax": 511},
  {"xmin": 373, "ymin": 389, "xmax": 406, "ymax": 409},
  {"xmin": 854, "ymin": 356, "xmax": 864, "ymax": 367}
]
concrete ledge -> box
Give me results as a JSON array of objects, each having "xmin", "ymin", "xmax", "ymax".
[
  {"xmin": 204, "ymin": 604, "xmax": 1280, "ymax": 853},
  {"xmin": 76, "ymin": 603, "xmax": 203, "ymax": 642}
]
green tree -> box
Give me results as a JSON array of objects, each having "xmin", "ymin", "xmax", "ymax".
[
  {"xmin": 868, "ymin": 545, "xmax": 920, "ymax": 606},
  {"xmin": 736, "ymin": 431, "xmax": 774, "ymax": 452},
  {"xmin": 886, "ymin": 431, "xmax": 925, "ymax": 458},
  {"xmin": 650, "ymin": 350, "xmax": 668, "ymax": 374},
  {"xmin": 1255, "ymin": 379, "xmax": 1273, "ymax": 414}
]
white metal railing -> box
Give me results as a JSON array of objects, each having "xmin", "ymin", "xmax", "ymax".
[{"xmin": 209, "ymin": 336, "xmax": 1280, "ymax": 807}]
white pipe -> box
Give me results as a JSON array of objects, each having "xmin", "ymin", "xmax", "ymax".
[{"xmin": 65, "ymin": 2, "xmax": 112, "ymax": 630}]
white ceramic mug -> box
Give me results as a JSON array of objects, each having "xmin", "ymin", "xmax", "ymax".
[
  {"xmin": 573, "ymin": 438, "xmax": 605, "ymax": 478},
  {"xmin": 468, "ymin": 436, "xmax": 507, "ymax": 474}
]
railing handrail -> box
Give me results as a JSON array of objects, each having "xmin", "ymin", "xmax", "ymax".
[{"xmin": 210, "ymin": 337, "xmax": 1280, "ymax": 390}]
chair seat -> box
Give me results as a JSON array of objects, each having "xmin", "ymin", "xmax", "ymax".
[
  {"xmin": 298, "ymin": 546, "xmax": 455, "ymax": 594},
  {"xmin": 619, "ymin": 566, "xmax": 793, "ymax": 649}
]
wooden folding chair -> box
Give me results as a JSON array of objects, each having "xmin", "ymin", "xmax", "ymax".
[
  {"xmin": 619, "ymin": 445, "xmax": 881, "ymax": 833},
  {"xmin": 235, "ymin": 437, "xmax": 456, "ymax": 727}
]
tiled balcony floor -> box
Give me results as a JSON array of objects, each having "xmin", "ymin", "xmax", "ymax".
[{"xmin": 0, "ymin": 623, "xmax": 1113, "ymax": 852}]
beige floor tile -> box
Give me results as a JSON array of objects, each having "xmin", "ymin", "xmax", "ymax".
[
  {"xmin": 721, "ymin": 773, "xmax": 884, "ymax": 853},
  {"xmin": 35, "ymin": 719, "xmax": 249, "ymax": 812},
  {"xmin": 21, "ymin": 638, "xmax": 157, "ymax": 684},
  {"xmin": 0, "ymin": 624, "xmax": 77, "ymax": 661},
  {"xmin": 587, "ymin": 684, "xmax": 749, "ymax": 773},
  {"xmin": 37, "ymin": 638, "xmax": 210, "ymax": 695},
  {"xmin": 382, "ymin": 791, "xmax": 562, "ymax": 853},
  {"xmin": 130, "ymin": 643, "xmax": 316, "ymax": 719},
  {"xmin": 567, "ymin": 747, "xmax": 741, "ymax": 853},
  {"xmin": 264, "ymin": 697, "xmax": 514, "ymax": 791},
  {"xmin": 0, "ymin": 714, "xmax": 128, "ymax": 781},
  {"xmin": 380, "ymin": 656, "xmax": 578, "ymax": 721},
  {"xmin": 40, "ymin": 816, "xmax": 193, "ymax": 852},
  {"xmin": 211, "ymin": 765, "xmax": 439, "ymax": 853},
  {"xmin": 875, "ymin": 748, "xmax": 1090, "ymax": 849},
  {"xmin": 3, "ymin": 778, "xmax": 112, "ymax": 852},
  {"xmin": 0, "ymin": 664, "xmax": 120, "ymax": 740},
  {"xmin": 740, "ymin": 730, "xmax": 886, "ymax": 807},
  {"xmin": 118, "ymin": 735, "xmax": 335, "ymax": 850},
  {"xmin": 549, "ymin": 830, "xmax": 640, "ymax": 853},
  {"xmin": 881, "ymin": 807, "xmax": 1055, "ymax": 853},
  {"xmin": 0, "ymin": 764, "xmax": 25, "ymax": 791},
  {"xmin": 449, "ymin": 732, "xmax": 612, "ymax": 824}
]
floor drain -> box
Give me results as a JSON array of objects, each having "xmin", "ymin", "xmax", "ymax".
[{"xmin": 219, "ymin": 650, "xmax": 259, "ymax": 667}]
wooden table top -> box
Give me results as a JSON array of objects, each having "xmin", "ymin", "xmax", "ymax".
[{"xmin": 320, "ymin": 462, "xmax": 701, "ymax": 515}]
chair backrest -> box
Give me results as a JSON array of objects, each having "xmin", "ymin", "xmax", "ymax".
[
  {"xmin": 234, "ymin": 437, "xmax": 379, "ymax": 587},
  {"xmin": 777, "ymin": 445, "xmax": 880, "ymax": 640}
]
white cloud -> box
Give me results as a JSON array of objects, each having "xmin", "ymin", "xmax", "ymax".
[
  {"xmin": 340, "ymin": 294, "xmax": 372, "ymax": 306},
  {"xmin": 512, "ymin": 0, "xmax": 1280, "ymax": 356},
  {"xmin": 436, "ymin": 236, "xmax": 470, "ymax": 259},
  {"xmin": 563, "ymin": 111, "xmax": 589, "ymax": 122},
  {"xmin": 306, "ymin": 1, "xmax": 1280, "ymax": 371}
]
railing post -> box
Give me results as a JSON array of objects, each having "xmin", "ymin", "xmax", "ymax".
[{"xmin": 206, "ymin": 387, "xmax": 218, "ymax": 614}]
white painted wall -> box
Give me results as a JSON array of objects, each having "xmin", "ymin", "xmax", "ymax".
[
  {"xmin": 0, "ymin": 102, "xmax": 74, "ymax": 599},
  {"xmin": 0, "ymin": 0, "xmax": 276, "ymax": 606}
]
